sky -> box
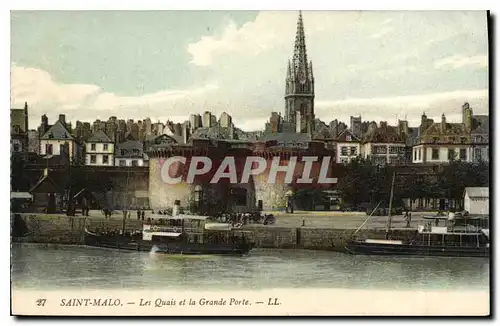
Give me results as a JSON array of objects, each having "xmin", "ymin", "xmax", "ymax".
[{"xmin": 10, "ymin": 10, "xmax": 489, "ymax": 131}]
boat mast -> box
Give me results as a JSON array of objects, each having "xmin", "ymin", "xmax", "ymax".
[
  {"xmin": 386, "ymin": 171, "xmax": 396, "ymax": 234},
  {"xmin": 351, "ymin": 201, "xmax": 383, "ymax": 237}
]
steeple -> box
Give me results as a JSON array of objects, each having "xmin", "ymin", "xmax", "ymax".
[
  {"xmin": 284, "ymin": 11, "xmax": 315, "ymax": 134},
  {"xmin": 293, "ymin": 11, "xmax": 308, "ymax": 80}
]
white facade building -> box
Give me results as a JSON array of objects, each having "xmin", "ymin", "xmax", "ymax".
[
  {"xmin": 464, "ymin": 187, "xmax": 489, "ymax": 215},
  {"xmin": 39, "ymin": 120, "xmax": 78, "ymax": 162},
  {"xmin": 412, "ymin": 144, "xmax": 470, "ymax": 164},
  {"xmin": 85, "ymin": 130, "xmax": 115, "ymax": 166},
  {"xmin": 335, "ymin": 129, "xmax": 361, "ymax": 164}
]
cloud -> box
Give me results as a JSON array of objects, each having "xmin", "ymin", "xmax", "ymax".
[
  {"xmin": 315, "ymin": 89, "xmax": 489, "ymax": 127},
  {"xmin": 434, "ymin": 55, "xmax": 488, "ymax": 70},
  {"xmin": 11, "ymin": 63, "xmax": 219, "ymax": 127}
]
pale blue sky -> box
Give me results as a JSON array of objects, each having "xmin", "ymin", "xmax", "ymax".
[{"xmin": 11, "ymin": 10, "xmax": 489, "ymax": 130}]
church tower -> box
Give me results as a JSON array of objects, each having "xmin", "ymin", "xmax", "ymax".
[{"xmin": 285, "ymin": 11, "xmax": 315, "ymax": 134}]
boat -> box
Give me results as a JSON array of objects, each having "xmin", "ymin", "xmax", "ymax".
[
  {"xmin": 345, "ymin": 172, "xmax": 490, "ymax": 257},
  {"xmin": 345, "ymin": 217, "xmax": 489, "ymax": 257},
  {"xmin": 84, "ymin": 213, "xmax": 254, "ymax": 256}
]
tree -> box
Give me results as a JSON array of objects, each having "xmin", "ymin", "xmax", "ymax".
[
  {"xmin": 438, "ymin": 158, "xmax": 489, "ymax": 209},
  {"xmin": 337, "ymin": 157, "xmax": 390, "ymax": 206}
]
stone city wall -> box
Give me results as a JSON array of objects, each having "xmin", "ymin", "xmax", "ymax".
[{"xmin": 12, "ymin": 214, "xmax": 415, "ymax": 252}]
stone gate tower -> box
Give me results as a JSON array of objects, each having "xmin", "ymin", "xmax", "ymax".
[{"xmin": 284, "ymin": 11, "xmax": 315, "ymax": 134}]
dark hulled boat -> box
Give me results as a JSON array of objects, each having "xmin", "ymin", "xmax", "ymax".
[
  {"xmin": 345, "ymin": 170, "xmax": 489, "ymax": 258},
  {"xmin": 346, "ymin": 215, "xmax": 489, "ymax": 258},
  {"xmin": 84, "ymin": 214, "xmax": 253, "ymax": 256}
]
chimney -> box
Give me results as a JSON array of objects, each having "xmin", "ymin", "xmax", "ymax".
[
  {"xmin": 23, "ymin": 102, "xmax": 29, "ymax": 133},
  {"xmin": 441, "ymin": 114, "xmax": 446, "ymax": 132},
  {"xmin": 59, "ymin": 114, "xmax": 66, "ymax": 127},
  {"xmin": 380, "ymin": 121, "xmax": 388, "ymax": 129}
]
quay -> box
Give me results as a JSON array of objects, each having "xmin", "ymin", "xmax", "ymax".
[{"xmin": 11, "ymin": 210, "xmax": 428, "ymax": 252}]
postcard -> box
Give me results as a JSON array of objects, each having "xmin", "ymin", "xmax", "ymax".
[{"xmin": 10, "ymin": 10, "xmax": 490, "ymax": 316}]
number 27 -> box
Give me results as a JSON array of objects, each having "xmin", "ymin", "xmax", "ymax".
[{"xmin": 36, "ymin": 299, "xmax": 46, "ymax": 307}]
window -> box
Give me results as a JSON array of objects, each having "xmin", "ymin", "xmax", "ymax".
[
  {"xmin": 432, "ymin": 137, "xmax": 439, "ymax": 143},
  {"xmin": 373, "ymin": 145, "xmax": 387, "ymax": 154},
  {"xmin": 46, "ymin": 144, "xmax": 53, "ymax": 155},
  {"xmin": 414, "ymin": 150, "xmax": 417, "ymax": 161},
  {"xmin": 475, "ymin": 148, "xmax": 482, "ymax": 161},
  {"xmin": 459, "ymin": 149, "xmax": 466, "ymax": 160},
  {"xmin": 13, "ymin": 143, "xmax": 20, "ymax": 152},
  {"xmin": 346, "ymin": 135, "xmax": 352, "ymax": 141},
  {"xmin": 350, "ymin": 146, "xmax": 357, "ymax": 156},
  {"xmin": 103, "ymin": 144, "xmax": 108, "ymax": 151},
  {"xmin": 448, "ymin": 149, "xmax": 455, "ymax": 160},
  {"xmin": 103, "ymin": 155, "xmax": 109, "ymax": 164},
  {"xmin": 389, "ymin": 146, "xmax": 399, "ymax": 154},
  {"xmin": 48, "ymin": 132, "xmax": 53, "ymax": 139},
  {"xmin": 91, "ymin": 143, "xmax": 96, "ymax": 151},
  {"xmin": 417, "ymin": 149, "xmax": 421, "ymax": 160},
  {"xmin": 432, "ymin": 148, "xmax": 439, "ymax": 160},
  {"xmin": 59, "ymin": 144, "xmax": 65, "ymax": 154},
  {"xmin": 131, "ymin": 160, "xmax": 139, "ymax": 166},
  {"xmin": 460, "ymin": 138, "xmax": 467, "ymax": 144},
  {"xmin": 119, "ymin": 160, "xmax": 126, "ymax": 167},
  {"xmin": 341, "ymin": 146, "xmax": 348, "ymax": 156},
  {"xmin": 90, "ymin": 155, "xmax": 96, "ymax": 164}
]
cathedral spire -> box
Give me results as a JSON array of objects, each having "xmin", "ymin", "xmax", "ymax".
[
  {"xmin": 293, "ymin": 11, "xmax": 308, "ymax": 79},
  {"xmin": 284, "ymin": 10, "xmax": 315, "ymax": 134}
]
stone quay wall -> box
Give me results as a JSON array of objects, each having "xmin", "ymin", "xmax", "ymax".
[{"xmin": 12, "ymin": 214, "xmax": 416, "ymax": 252}]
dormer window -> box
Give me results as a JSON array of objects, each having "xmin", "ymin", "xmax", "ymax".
[
  {"xmin": 432, "ymin": 137, "xmax": 439, "ymax": 143},
  {"xmin": 62, "ymin": 132, "xmax": 67, "ymax": 138},
  {"xmin": 346, "ymin": 135, "xmax": 352, "ymax": 141},
  {"xmin": 48, "ymin": 132, "xmax": 53, "ymax": 139}
]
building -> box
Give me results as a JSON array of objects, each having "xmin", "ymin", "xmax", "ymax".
[
  {"xmin": 413, "ymin": 109, "xmax": 471, "ymax": 164},
  {"xmin": 27, "ymin": 130, "xmax": 40, "ymax": 154},
  {"xmin": 264, "ymin": 112, "xmax": 284, "ymax": 134},
  {"xmin": 202, "ymin": 111, "xmax": 213, "ymax": 128},
  {"xmin": 467, "ymin": 103, "xmax": 489, "ymax": 163},
  {"xmin": 189, "ymin": 114, "xmax": 202, "ymax": 132},
  {"xmin": 219, "ymin": 112, "xmax": 233, "ymax": 128},
  {"xmin": 464, "ymin": 187, "xmax": 489, "ymax": 215},
  {"xmin": 39, "ymin": 116, "xmax": 80, "ymax": 163},
  {"xmin": 85, "ymin": 130, "xmax": 115, "ymax": 166},
  {"xmin": 284, "ymin": 11, "xmax": 315, "ymax": 134},
  {"xmin": 114, "ymin": 140, "xmax": 148, "ymax": 167},
  {"xmin": 361, "ymin": 122, "xmax": 406, "ymax": 165},
  {"xmin": 10, "ymin": 102, "xmax": 29, "ymax": 153},
  {"xmin": 350, "ymin": 116, "xmax": 362, "ymax": 138},
  {"xmin": 336, "ymin": 129, "xmax": 361, "ymax": 164}
]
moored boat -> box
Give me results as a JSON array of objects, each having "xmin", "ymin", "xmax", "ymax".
[
  {"xmin": 345, "ymin": 217, "xmax": 489, "ymax": 257},
  {"xmin": 345, "ymin": 171, "xmax": 490, "ymax": 258},
  {"xmin": 84, "ymin": 213, "xmax": 254, "ymax": 256}
]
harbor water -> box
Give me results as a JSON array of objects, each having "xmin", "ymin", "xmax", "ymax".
[{"xmin": 11, "ymin": 243, "xmax": 489, "ymax": 291}]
